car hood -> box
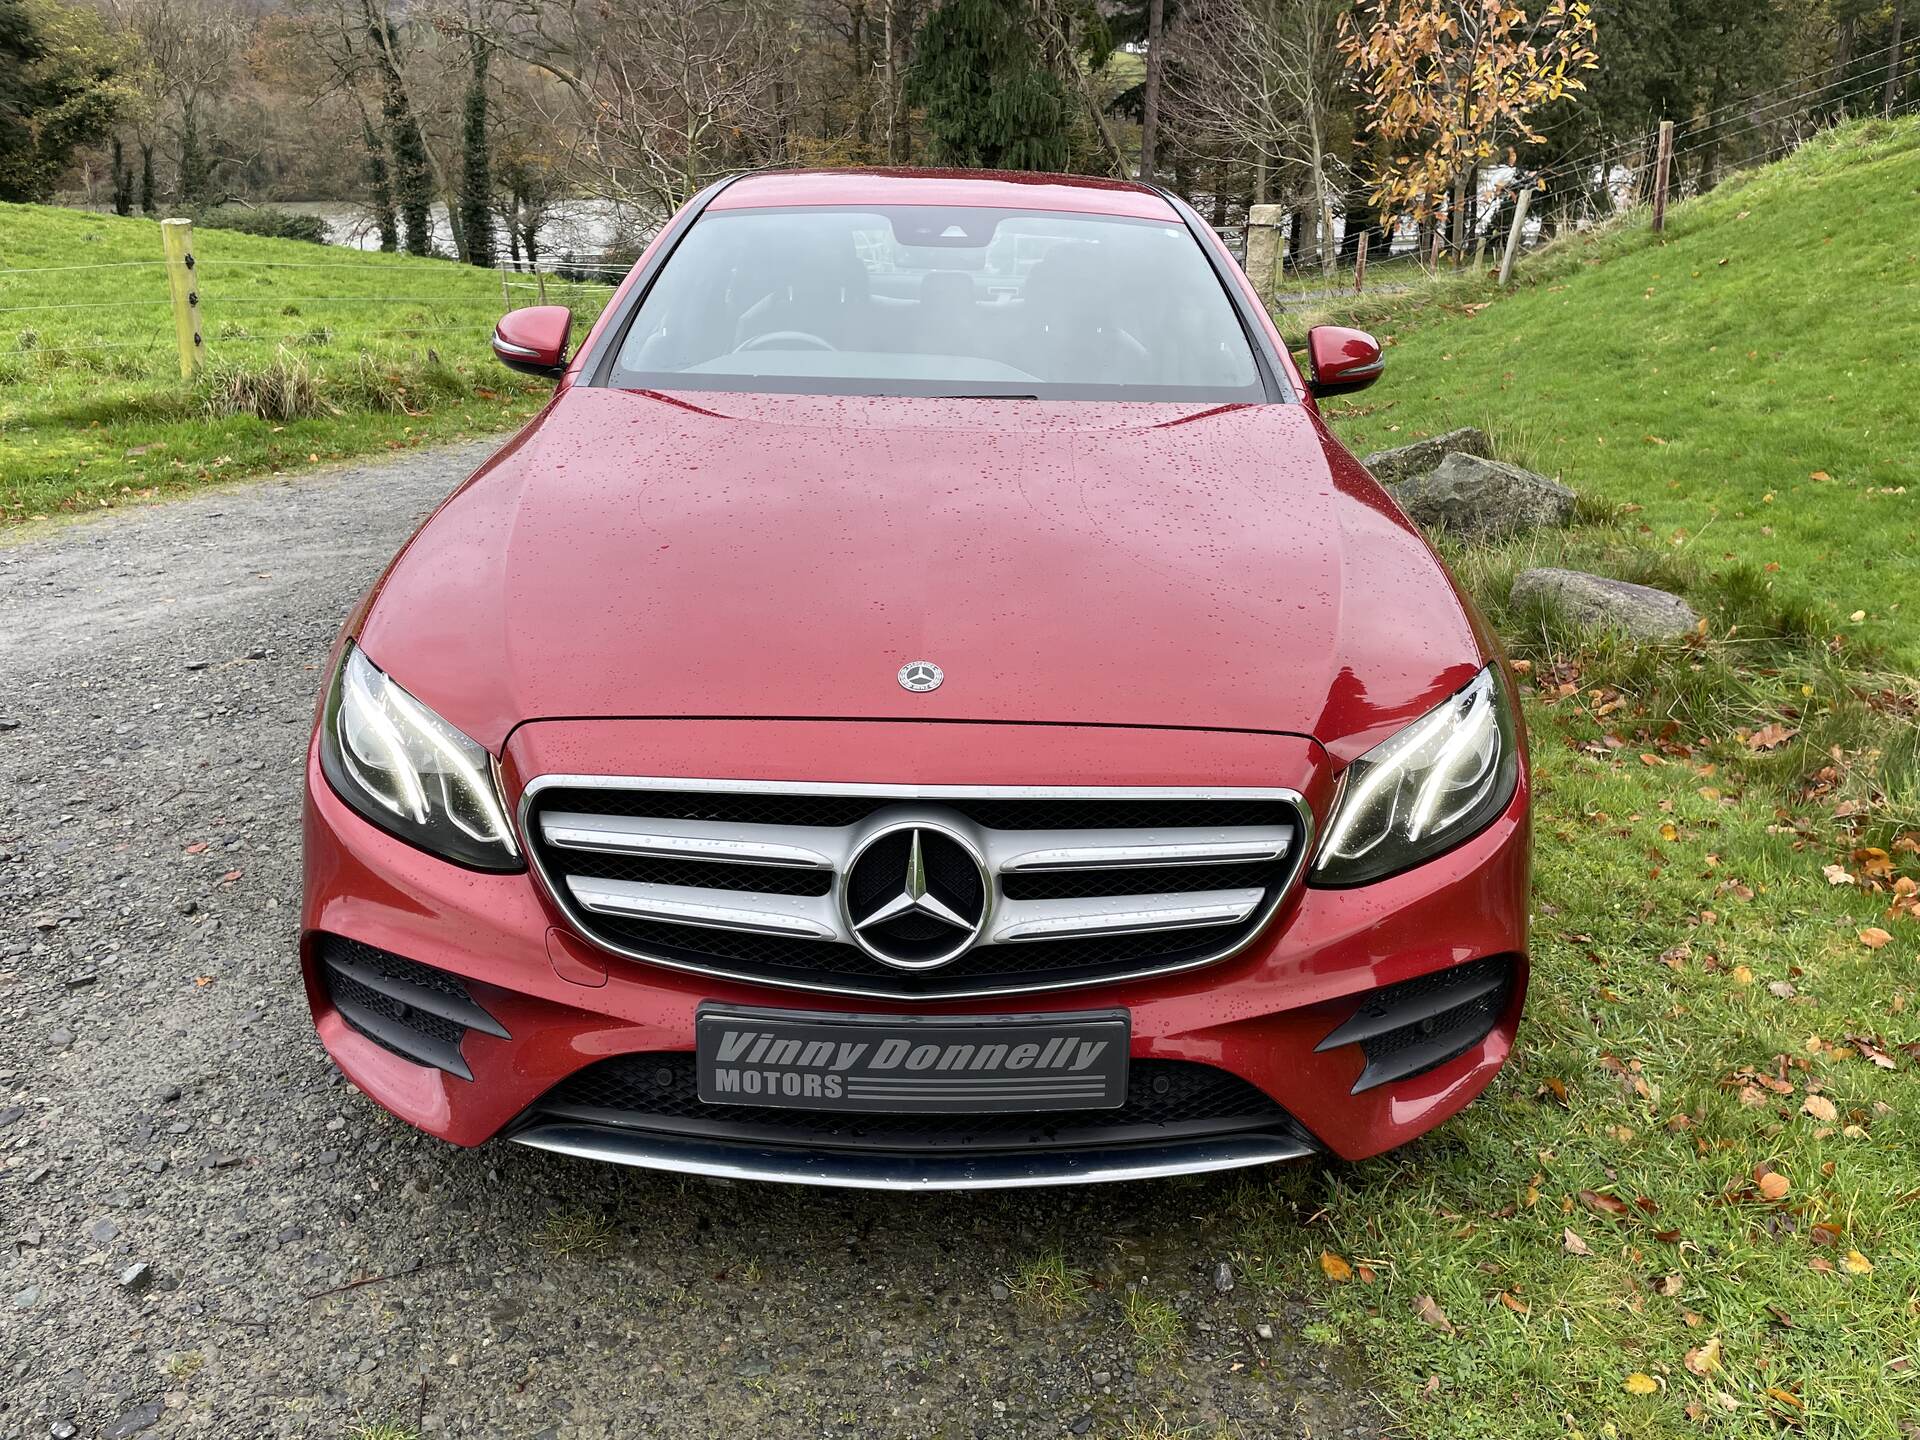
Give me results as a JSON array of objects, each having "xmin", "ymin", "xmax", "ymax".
[{"xmin": 357, "ymin": 387, "xmax": 1486, "ymax": 760}]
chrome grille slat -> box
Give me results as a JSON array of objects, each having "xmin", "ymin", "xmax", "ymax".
[
  {"xmin": 566, "ymin": 877, "xmax": 839, "ymax": 939},
  {"xmin": 541, "ymin": 812, "xmax": 840, "ymax": 869},
  {"xmin": 990, "ymin": 890, "xmax": 1265, "ymax": 943},
  {"xmin": 522, "ymin": 777, "xmax": 1312, "ymax": 1000},
  {"xmin": 988, "ymin": 828, "xmax": 1290, "ymax": 872}
]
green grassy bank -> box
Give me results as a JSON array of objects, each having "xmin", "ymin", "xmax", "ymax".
[
  {"xmin": 0, "ymin": 205, "xmax": 613, "ymax": 524},
  {"xmin": 1240, "ymin": 118, "xmax": 1920, "ymax": 1439}
]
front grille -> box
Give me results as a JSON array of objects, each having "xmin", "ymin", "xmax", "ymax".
[
  {"xmin": 1315, "ymin": 954, "xmax": 1516, "ymax": 1093},
  {"xmin": 524, "ymin": 781, "xmax": 1308, "ymax": 999},
  {"xmin": 530, "ymin": 1053, "xmax": 1307, "ymax": 1154},
  {"xmin": 317, "ymin": 935, "xmax": 508, "ymax": 1080}
]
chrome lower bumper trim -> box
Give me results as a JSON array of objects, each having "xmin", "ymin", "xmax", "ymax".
[{"xmin": 507, "ymin": 1121, "xmax": 1317, "ymax": 1191}]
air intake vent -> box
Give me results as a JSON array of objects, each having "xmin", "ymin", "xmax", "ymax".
[
  {"xmin": 523, "ymin": 780, "xmax": 1309, "ymax": 999},
  {"xmin": 532, "ymin": 1053, "xmax": 1310, "ymax": 1154},
  {"xmin": 318, "ymin": 936, "xmax": 507, "ymax": 1080},
  {"xmin": 1316, "ymin": 955, "xmax": 1515, "ymax": 1093}
]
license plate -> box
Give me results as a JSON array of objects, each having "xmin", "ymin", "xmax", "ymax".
[{"xmin": 696, "ymin": 1004, "xmax": 1130, "ymax": 1114}]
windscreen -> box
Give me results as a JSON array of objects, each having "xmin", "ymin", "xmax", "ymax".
[{"xmin": 607, "ymin": 205, "xmax": 1266, "ymax": 402}]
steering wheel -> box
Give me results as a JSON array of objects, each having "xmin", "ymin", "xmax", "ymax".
[{"xmin": 737, "ymin": 330, "xmax": 837, "ymax": 353}]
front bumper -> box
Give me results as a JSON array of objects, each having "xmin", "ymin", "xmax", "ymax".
[{"xmin": 301, "ymin": 720, "xmax": 1529, "ymax": 1184}]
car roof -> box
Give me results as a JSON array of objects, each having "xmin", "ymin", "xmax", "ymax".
[{"xmin": 707, "ymin": 168, "xmax": 1182, "ymax": 222}]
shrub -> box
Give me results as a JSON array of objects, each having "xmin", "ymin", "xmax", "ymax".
[
  {"xmin": 186, "ymin": 205, "xmax": 329, "ymax": 245},
  {"xmin": 336, "ymin": 350, "xmax": 468, "ymax": 414},
  {"xmin": 198, "ymin": 348, "xmax": 329, "ymax": 421}
]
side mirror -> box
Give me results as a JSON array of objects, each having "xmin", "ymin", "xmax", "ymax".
[
  {"xmin": 1305, "ymin": 326, "xmax": 1384, "ymax": 399},
  {"xmin": 492, "ymin": 305, "xmax": 573, "ymax": 379}
]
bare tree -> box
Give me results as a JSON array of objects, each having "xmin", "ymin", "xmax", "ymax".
[
  {"xmin": 1138, "ymin": 0, "xmax": 1166, "ymax": 179},
  {"xmin": 1166, "ymin": 0, "xmax": 1345, "ymax": 272},
  {"xmin": 486, "ymin": 0, "xmax": 789, "ymax": 214},
  {"xmin": 106, "ymin": 0, "xmax": 249, "ymax": 203}
]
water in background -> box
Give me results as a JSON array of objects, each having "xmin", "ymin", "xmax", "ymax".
[{"xmin": 275, "ymin": 198, "xmax": 648, "ymax": 265}]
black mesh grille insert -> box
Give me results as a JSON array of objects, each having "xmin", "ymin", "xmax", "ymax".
[
  {"xmin": 555, "ymin": 851, "xmax": 834, "ymax": 896},
  {"xmin": 534, "ymin": 1053, "xmax": 1307, "ymax": 1154},
  {"xmin": 317, "ymin": 935, "xmax": 502, "ymax": 1079},
  {"xmin": 1001, "ymin": 863, "xmax": 1279, "ymax": 901},
  {"xmin": 576, "ymin": 915, "xmax": 1246, "ymax": 996},
  {"xmin": 1324, "ymin": 955, "xmax": 1516, "ymax": 1093}
]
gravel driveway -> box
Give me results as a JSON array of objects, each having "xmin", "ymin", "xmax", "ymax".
[{"xmin": 0, "ymin": 444, "xmax": 1384, "ymax": 1439}]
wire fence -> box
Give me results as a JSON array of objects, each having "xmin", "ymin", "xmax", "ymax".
[
  {"xmin": 1260, "ymin": 66, "xmax": 1919, "ymax": 304},
  {"xmin": 5, "ymin": 61, "xmax": 1915, "ymax": 374},
  {"xmin": 0, "ymin": 242, "xmax": 618, "ymax": 373}
]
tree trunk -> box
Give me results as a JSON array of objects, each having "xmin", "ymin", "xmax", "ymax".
[
  {"xmin": 362, "ymin": 117, "xmax": 398, "ymax": 252},
  {"xmin": 882, "ymin": 0, "xmax": 897, "ymax": 161},
  {"xmin": 852, "ymin": 0, "xmax": 871, "ymax": 147},
  {"xmin": 178, "ymin": 102, "xmax": 210, "ymax": 205},
  {"xmin": 1138, "ymin": 0, "xmax": 1166, "ymax": 181},
  {"xmin": 460, "ymin": 33, "xmax": 495, "ymax": 268},
  {"xmin": 1308, "ymin": 108, "xmax": 1332, "ymax": 275},
  {"xmin": 1888, "ymin": 1, "xmax": 1908, "ymax": 116},
  {"xmin": 110, "ymin": 137, "xmax": 132, "ymax": 216},
  {"xmin": 139, "ymin": 143, "xmax": 155, "ymax": 213}
]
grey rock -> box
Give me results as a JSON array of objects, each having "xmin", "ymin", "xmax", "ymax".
[
  {"xmin": 9, "ymin": 1285, "xmax": 38, "ymax": 1309},
  {"xmin": 158, "ymin": 1084, "xmax": 182, "ymax": 1103},
  {"xmin": 1361, "ymin": 426, "xmax": 1493, "ymax": 483},
  {"xmin": 47, "ymin": 1028, "xmax": 74, "ymax": 1051},
  {"xmin": 0, "ymin": 1105, "xmax": 24, "ymax": 1130},
  {"xmin": 86, "ymin": 1217, "xmax": 120, "ymax": 1246},
  {"xmin": 1212, "ymin": 1261, "xmax": 1234, "ymax": 1295},
  {"xmin": 1510, "ymin": 567, "xmax": 1703, "ymax": 641},
  {"xmin": 990, "ymin": 1280, "xmax": 1011, "ymax": 1301},
  {"xmin": 118, "ymin": 1262, "xmax": 154, "ymax": 1293},
  {"xmin": 1389, "ymin": 454, "xmax": 1576, "ymax": 540},
  {"xmin": 1256, "ymin": 1323, "xmax": 1275, "ymax": 1341},
  {"xmin": 52, "ymin": 1422, "xmax": 78, "ymax": 1439},
  {"xmin": 104, "ymin": 1402, "xmax": 163, "ymax": 1439}
]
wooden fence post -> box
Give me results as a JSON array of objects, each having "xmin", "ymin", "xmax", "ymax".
[
  {"xmin": 499, "ymin": 265, "xmax": 511, "ymax": 310},
  {"xmin": 1497, "ymin": 184, "xmax": 1532, "ymax": 288},
  {"xmin": 159, "ymin": 218, "xmax": 204, "ymax": 378},
  {"xmin": 1651, "ymin": 119, "xmax": 1675, "ymax": 232},
  {"xmin": 536, "ymin": 271, "xmax": 548, "ymax": 304},
  {"xmin": 1353, "ymin": 232, "xmax": 1369, "ymax": 294}
]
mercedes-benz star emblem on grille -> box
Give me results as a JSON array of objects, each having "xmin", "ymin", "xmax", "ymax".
[
  {"xmin": 843, "ymin": 825, "xmax": 988, "ymax": 970},
  {"xmin": 897, "ymin": 660, "xmax": 944, "ymax": 693}
]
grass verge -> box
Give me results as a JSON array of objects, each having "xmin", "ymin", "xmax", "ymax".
[
  {"xmin": 0, "ymin": 203, "xmax": 614, "ymax": 526},
  {"xmin": 1236, "ymin": 117, "xmax": 1920, "ymax": 1439}
]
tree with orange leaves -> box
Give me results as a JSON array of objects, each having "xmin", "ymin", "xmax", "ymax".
[{"xmin": 1339, "ymin": 0, "xmax": 1598, "ymax": 250}]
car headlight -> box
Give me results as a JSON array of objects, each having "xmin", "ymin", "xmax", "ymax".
[
  {"xmin": 318, "ymin": 643, "xmax": 522, "ymax": 871},
  {"xmin": 1311, "ymin": 665, "xmax": 1519, "ymax": 887}
]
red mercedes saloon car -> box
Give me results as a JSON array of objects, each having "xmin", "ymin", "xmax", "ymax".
[{"xmin": 301, "ymin": 170, "xmax": 1529, "ymax": 1189}]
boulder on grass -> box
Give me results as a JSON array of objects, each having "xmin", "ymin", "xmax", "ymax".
[
  {"xmin": 1360, "ymin": 426, "xmax": 1492, "ymax": 483},
  {"xmin": 1511, "ymin": 568, "xmax": 1702, "ymax": 641},
  {"xmin": 1390, "ymin": 453, "xmax": 1576, "ymax": 541}
]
